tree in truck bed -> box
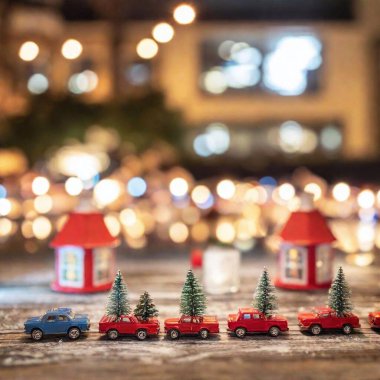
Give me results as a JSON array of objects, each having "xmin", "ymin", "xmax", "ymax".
[
  {"xmin": 180, "ymin": 269, "xmax": 207, "ymax": 316},
  {"xmin": 105, "ymin": 270, "xmax": 131, "ymax": 318},
  {"xmin": 253, "ymin": 268, "xmax": 278, "ymax": 317},
  {"xmin": 134, "ymin": 291, "xmax": 159, "ymax": 321}
]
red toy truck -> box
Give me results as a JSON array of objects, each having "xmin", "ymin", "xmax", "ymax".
[
  {"xmin": 99, "ymin": 315, "xmax": 160, "ymax": 340},
  {"xmin": 298, "ymin": 307, "xmax": 360, "ymax": 335},
  {"xmin": 368, "ymin": 311, "xmax": 380, "ymax": 329},
  {"xmin": 164, "ymin": 315, "xmax": 219, "ymax": 339},
  {"xmin": 227, "ymin": 308, "xmax": 289, "ymax": 338}
]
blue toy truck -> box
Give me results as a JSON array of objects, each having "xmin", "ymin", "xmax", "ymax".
[{"xmin": 24, "ymin": 307, "xmax": 90, "ymax": 341}]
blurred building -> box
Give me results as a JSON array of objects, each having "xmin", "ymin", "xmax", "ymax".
[{"xmin": 2, "ymin": 0, "xmax": 380, "ymax": 162}]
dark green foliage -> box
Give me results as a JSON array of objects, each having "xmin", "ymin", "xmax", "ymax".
[
  {"xmin": 328, "ymin": 267, "xmax": 353, "ymax": 317},
  {"xmin": 0, "ymin": 91, "xmax": 184, "ymax": 163},
  {"xmin": 134, "ymin": 291, "xmax": 159, "ymax": 321},
  {"xmin": 105, "ymin": 270, "xmax": 131, "ymax": 317},
  {"xmin": 253, "ymin": 268, "xmax": 278, "ymax": 317},
  {"xmin": 179, "ymin": 269, "xmax": 207, "ymax": 316}
]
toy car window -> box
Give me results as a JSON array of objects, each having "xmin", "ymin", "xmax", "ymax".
[
  {"xmin": 182, "ymin": 317, "xmax": 191, "ymax": 323},
  {"xmin": 252, "ymin": 314, "xmax": 261, "ymax": 319},
  {"xmin": 46, "ymin": 316, "xmax": 56, "ymax": 322},
  {"xmin": 193, "ymin": 318, "xmax": 200, "ymax": 323},
  {"xmin": 58, "ymin": 315, "xmax": 69, "ymax": 321},
  {"xmin": 321, "ymin": 313, "xmax": 329, "ymax": 318},
  {"xmin": 122, "ymin": 317, "xmax": 131, "ymax": 322},
  {"xmin": 243, "ymin": 314, "xmax": 251, "ymax": 319}
]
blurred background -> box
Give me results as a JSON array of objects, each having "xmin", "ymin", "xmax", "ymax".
[{"xmin": 1, "ymin": 0, "xmax": 380, "ymax": 268}]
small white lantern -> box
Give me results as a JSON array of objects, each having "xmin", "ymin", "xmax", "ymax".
[{"xmin": 203, "ymin": 245, "xmax": 241, "ymax": 294}]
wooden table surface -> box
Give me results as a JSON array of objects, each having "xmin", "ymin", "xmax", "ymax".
[{"xmin": 1, "ymin": 251, "xmax": 380, "ymax": 380}]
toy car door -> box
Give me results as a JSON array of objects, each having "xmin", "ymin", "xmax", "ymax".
[
  {"xmin": 55, "ymin": 314, "xmax": 71, "ymax": 333},
  {"xmin": 44, "ymin": 314, "xmax": 57, "ymax": 334},
  {"xmin": 191, "ymin": 317, "xmax": 202, "ymax": 333},
  {"xmin": 319, "ymin": 312, "xmax": 335, "ymax": 329},
  {"xmin": 328, "ymin": 312, "xmax": 342, "ymax": 329},
  {"xmin": 251, "ymin": 313, "xmax": 266, "ymax": 332},
  {"xmin": 180, "ymin": 316, "xmax": 193, "ymax": 333},
  {"xmin": 240, "ymin": 313, "xmax": 253, "ymax": 330},
  {"xmin": 120, "ymin": 316, "xmax": 134, "ymax": 334}
]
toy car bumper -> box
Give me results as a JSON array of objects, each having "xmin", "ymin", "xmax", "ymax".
[{"xmin": 298, "ymin": 323, "xmax": 310, "ymax": 331}]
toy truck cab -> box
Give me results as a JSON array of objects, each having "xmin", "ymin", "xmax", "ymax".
[
  {"xmin": 24, "ymin": 307, "xmax": 90, "ymax": 341},
  {"xmin": 298, "ymin": 306, "xmax": 361, "ymax": 335},
  {"xmin": 368, "ymin": 311, "xmax": 380, "ymax": 329},
  {"xmin": 164, "ymin": 315, "xmax": 219, "ymax": 340},
  {"xmin": 227, "ymin": 307, "xmax": 289, "ymax": 338},
  {"xmin": 98, "ymin": 314, "xmax": 160, "ymax": 340}
]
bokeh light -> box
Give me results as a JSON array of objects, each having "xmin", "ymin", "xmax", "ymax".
[
  {"xmin": 332, "ymin": 182, "xmax": 350, "ymax": 202},
  {"xmin": 65, "ymin": 177, "xmax": 83, "ymax": 196},
  {"xmin": 136, "ymin": 38, "xmax": 158, "ymax": 59},
  {"xmin": 32, "ymin": 176, "xmax": 50, "ymax": 196},
  {"xmin": 61, "ymin": 39, "xmax": 83, "ymax": 59},
  {"xmin": 94, "ymin": 179, "xmax": 121, "ymax": 207},
  {"xmin": 169, "ymin": 222, "xmax": 189, "ymax": 243},
  {"xmin": 169, "ymin": 177, "xmax": 189, "ymax": 197},
  {"xmin": 216, "ymin": 179, "xmax": 236, "ymax": 200},
  {"xmin": 152, "ymin": 22, "xmax": 175, "ymax": 43},
  {"xmin": 216, "ymin": 221, "xmax": 235, "ymax": 243},
  {"xmin": 19, "ymin": 41, "xmax": 39, "ymax": 61},
  {"xmin": 173, "ymin": 4, "xmax": 196, "ymax": 25},
  {"xmin": 304, "ymin": 182, "xmax": 322, "ymax": 201},
  {"xmin": 278, "ymin": 183, "xmax": 295, "ymax": 202},
  {"xmin": 27, "ymin": 74, "xmax": 49, "ymax": 94},
  {"xmin": 32, "ymin": 216, "xmax": 52, "ymax": 239},
  {"xmin": 127, "ymin": 177, "xmax": 147, "ymax": 197},
  {"xmin": 357, "ymin": 189, "xmax": 375, "ymax": 209}
]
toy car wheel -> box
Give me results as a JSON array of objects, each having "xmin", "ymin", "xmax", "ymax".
[
  {"xmin": 199, "ymin": 329, "xmax": 209, "ymax": 340},
  {"xmin": 107, "ymin": 329, "xmax": 119, "ymax": 340},
  {"xmin": 342, "ymin": 324, "xmax": 353, "ymax": 335},
  {"xmin": 168, "ymin": 329, "xmax": 180, "ymax": 340},
  {"xmin": 268, "ymin": 326, "xmax": 280, "ymax": 337},
  {"xmin": 68, "ymin": 327, "xmax": 81, "ymax": 340},
  {"xmin": 136, "ymin": 329, "xmax": 147, "ymax": 341},
  {"xmin": 31, "ymin": 329, "xmax": 43, "ymax": 341},
  {"xmin": 310, "ymin": 325, "xmax": 322, "ymax": 336},
  {"xmin": 235, "ymin": 327, "xmax": 246, "ymax": 338}
]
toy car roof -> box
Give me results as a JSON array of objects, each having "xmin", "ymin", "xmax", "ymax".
[
  {"xmin": 47, "ymin": 307, "xmax": 72, "ymax": 314},
  {"xmin": 313, "ymin": 306, "xmax": 333, "ymax": 313},
  {"xmin": 238, "ymin": 307, "xmax": 260, "ymax": 314}
]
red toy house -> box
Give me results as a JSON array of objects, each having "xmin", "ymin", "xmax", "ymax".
[
  {"xmin": 50, "ymin": 212, "xmax": 119, "ymax": 293},
  {"xmin": 275, "ymin": 206, "xmax": 336, "ymax": 290}
]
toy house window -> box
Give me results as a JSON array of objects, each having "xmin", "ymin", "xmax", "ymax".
[
  {"xmin": 93, "ymin": 248, "xmax": 113, "ymax": 286},
  {"xmin": 58, "ymin": 246, "xmax": 84, "ymax": 288},
  {"xmin": 243, "ymin": 314, "xmax": 251, "ymax": 319},
  {"xmin": 282, "ymin": 246, "xmax": 307, "ymax": 284},
  {"xmin": 316, "ymin": 244, "xmax": 332, "ymax": 284}
]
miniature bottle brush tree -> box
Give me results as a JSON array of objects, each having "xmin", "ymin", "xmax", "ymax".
[
  {"xmin": 134, "ymin": 291, "xmax": 159, "ymax": 321},
  {"xmin": 253, "ymin": 268, "xmax": 278, "ymax": 317},
  {"xmin": 328, "ymin": 267, "xmax": 353, "ymax": 317},
  {"xmin": 106, "ymin": 270, "xmax": 131, "ymax": 318},
  {"xmin": 180, "ymin": 269, "xmax": 207, "ymax": 316}
]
